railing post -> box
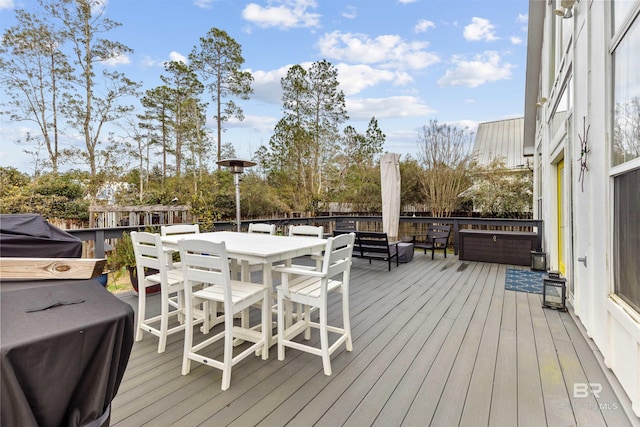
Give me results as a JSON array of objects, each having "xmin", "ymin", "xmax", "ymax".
[
  {"xmin": 537, "ymin": 220, "xmax": 544, "ymax": 250},
  {"xmin": 453, "ymin": 219, "xmax": 460, "ymax": 255},
  {"xmin": 94, "ymin": 229, "xmax": 106, "ymax": 258}
]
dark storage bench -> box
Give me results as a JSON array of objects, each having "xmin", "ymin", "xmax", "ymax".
[{"xmin": 459, "ymin": 229, "xmax": 538, "ymax": 266}]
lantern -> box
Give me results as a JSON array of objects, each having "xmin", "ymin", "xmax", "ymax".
[
  {"xmin": 542, "ymin": 272, "xmax": 567, "ymax": 311},
  {"xmin": 531, "ymin": 250, "xmax": 547, "ymax": 271}
]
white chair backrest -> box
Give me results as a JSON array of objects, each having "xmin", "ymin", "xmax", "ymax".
[
  {"xmin": 321, "ymin": 232, "xmax": 355, "ymax": 278},
  {"xmin": 160, "ymin": 224, "xmax": 200, "ymax": 236},
  {"xmin": 248, "ymin": 223, "xmax": 276, "ymax": 235},
  {"xmin": 130, "ymin": 231, "xmax": 170, "ymax": 285},
  {"xmin": 288, "ymin": 225, "xmax": 323, "ymax": 238},
  {"xmin": 179, "ymin": 239, "xmax": 232, "ymax": 312}
]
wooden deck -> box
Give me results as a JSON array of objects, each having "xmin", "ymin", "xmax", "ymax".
[{"xmin": 111, "ymin": 254, "xmax": 635, "ymax": 427}]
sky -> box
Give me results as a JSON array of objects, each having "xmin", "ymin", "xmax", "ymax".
[{"xmin": 0, "ymin": 0, "xmax": 529, "ymax": 175}]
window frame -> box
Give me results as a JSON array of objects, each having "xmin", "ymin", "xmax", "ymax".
[{"xmin": 610, "ymin": 2, "xmax": 640, "ymax": 313}]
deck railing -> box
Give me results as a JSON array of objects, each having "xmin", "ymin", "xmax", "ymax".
[{"xmin": 68, "ymin": 216, "xmax": 543, "ymax": 258}]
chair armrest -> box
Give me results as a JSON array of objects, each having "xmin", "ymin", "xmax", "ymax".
[{"xmin": 272, "ymin": 265, "xmax": 325, "ymax": 277}]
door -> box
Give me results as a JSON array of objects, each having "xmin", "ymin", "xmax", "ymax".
[{"xmin": 557, "ymin": 159, "xmax": 566, "ymax": 275}]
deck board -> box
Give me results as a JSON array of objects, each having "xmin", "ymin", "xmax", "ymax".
[
  {"xmin": 111, "ymin": 254, "xmax": 634, "ymax": 427},
  {"xmin": 459, "ymin": 264, "xmax": 504, "ymax": 427},
  {"xmin": 516, "ymin": 291, "xmax": 547, "ymax": 427},
  {"xmin": 529, "ymin": 293, "xmax": 576, "ymax": 427}
]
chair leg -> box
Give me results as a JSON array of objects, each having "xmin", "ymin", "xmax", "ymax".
[
  {"xmin": 136, "ymin": 287, "xmax": 146, "ymax": 342},
  {"xmin": 158, "ymin": 289, "xmax": 169, "ymax": 353},
  {"xmin": 304, "ymin": 305, "xmax": 311, "ymax": 340},
  {"xmin": 261, "ymin": 288, "xmax": 269, "ymax": 360},
  {"xmin": 201, "ymin": 300, "xmax": 210, "ymax": 333},
  {"xmin": 181, "ymin": 299, "xmax": 194, "ymax": 375},
  {"xmin": 241, "ymin": 307, "xmax": 249, "ymax": 330},
  {"xmin": 177, "ymin": 290, "xmax": 185, "ymax": 324},
  {"xmin": 277, "ymin": 291, "xmax": 285, "ymax": 362},
  {"xmin": 342, "ymin": 292, "xmax": 353, "ymax": 352},
  {"xmin": 221, "ymin": 315, "xmax": 234, "ymax": 391},
  {"xmin": 319, "ymin": 303, "xmax": 331, "ymax": 376}
]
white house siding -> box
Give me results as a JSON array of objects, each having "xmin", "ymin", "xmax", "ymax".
[{"xmin": 526, "ymin": 0, "xmax": 640, "ymax": 418}]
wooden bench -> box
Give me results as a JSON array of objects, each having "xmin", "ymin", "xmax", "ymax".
[
  {"xmin": 412, "ymin": 225, "xmax": 451, "ymax": 260},
  {"xmin": 334, "ymin": 230, "xmax": 398, "ymax": 271}
]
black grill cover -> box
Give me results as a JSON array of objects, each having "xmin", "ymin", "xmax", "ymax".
[{"xmin": 0, "ymin": 214, "xmax": 82, "ymax": 258}]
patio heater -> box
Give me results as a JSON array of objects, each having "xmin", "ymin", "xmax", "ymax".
[{"xmin": 216, "ymin": 159, "xmax": 256, "ymax": 232}]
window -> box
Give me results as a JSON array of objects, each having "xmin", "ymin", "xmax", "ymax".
[
  {"xmin": 550, "ymin": 80, "xmax": 571, "ymax": 139},
  {"xmin": 612, "ymin": 5, "xmax": 640, "ymax": 312},
  {"xmin": 612, "ymin": 14, "xmax": 640, "ymax": 166},
  {"xmin": 613, "ymin": 168, "xmax": 640, "ymax": 312},
  {"xmin": 614, "ymin": 0, "xmax": 636, "ymax": 34}
]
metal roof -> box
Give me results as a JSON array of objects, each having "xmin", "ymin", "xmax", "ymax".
[{"xmin": 472, "ymin": 117, "xmax": 527, "ymax": 169}]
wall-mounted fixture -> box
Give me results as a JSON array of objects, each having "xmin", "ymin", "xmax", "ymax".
[
  {"xmin": 555, "ymin": 0, "xmax": 577, "ymax": 19},
  {"xmin": 536, "ymin": 97, "xmax": 547, "ymax": 107}
]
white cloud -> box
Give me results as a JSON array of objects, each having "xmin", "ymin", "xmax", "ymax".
[
  {"xmin": 341, "ymin": 5, "xmax": 357, "ymax": 19},
  {"xmin": 398, "ymin": 0, "xmax": 417, "ymax": 3},
  {"xmin": 346, "ymin": 96, "xmax": 435, "ymax": 120},
  {"xmin": 438, "ymin": 51, "xmax": 514, "ymax": 88},
  {"xmin": 249, "ymin": 61, "xmax": 415, "ymax": 107},
  {"xmin": 90, "ymin": 0, "xmax": 108, "ymax": 15},
  {"xmin": 141, "ymin": 56, "xmax": 159, "ymax": 68},
  {"xmin": 510, "ymin": 36, "xmax": 523, "ymax": 45},
  {"xmin": 242, "ymin": 0, "xmax": 321, "ymax": 29},
  {"xmin": 463, "ymin": 17, "xmax": 498, "ymax": 42},
  {"xmin": 444, "ymin": 119, "xmax": 479, "ymax": 133},
  {"xmin": 103, "ymin": 54, "xmax": 131, "ymax": 66},
  {"xmin": 414, "ymin": 19, "xmax": 435, "ymax": 33},
  {"xmin": 0, "ymin": 0, "xmax": 15, "ymax": 10},
  {"xmin": 227, "ymin": 114, "xmax": 277, "ymax": 133},
  {"xmin": 193, "ymin": 0, "xmax": 214, "ymax": 8},
  {"xmin": 336, "ymin": 63, "xmax": 413, "ymax": 95},
  {"xmin": 249, "ymin": 65, "xmax": 290, "ymax": 104},
  {"xmin": 169, "ymin": 51, "xmax": 187, "ymax": 63},
  {"xmin": 517, "ymin": 13, "xmax": 528, "ymax": 32},
  {"xmin": 317, "ymin": 31, "xmax": 440, "ymax": 70}
]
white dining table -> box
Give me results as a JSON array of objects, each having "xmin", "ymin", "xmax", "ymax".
[{"xmin": 161, "ymin": 231, "xmax": 327, "ymax": 346}]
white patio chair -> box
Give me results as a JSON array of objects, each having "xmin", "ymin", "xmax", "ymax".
[
  {"xmin": 160, "ymin": 224, "xmax": 200, "ymax": 268},
  {"xmin": 131, "ymin": 231, "xmax": 192, "ymax": 353},
  {"xmin": 247, "ymin": 223, "xmax": 276, "ymax": 235},
  {"xmin": 274, "ymin": 232, "xmax": 355, "ymax": 375},
  {"xmin": 241, "ymin": 223, "xmax": 277, "ymax": 281},
  {"xmin": 288, "ymin": 225, "xmax": 323, "ymax": 238},
  {"xmin": 179, "ymin": 238, "xmax": 269, "ymax": 390},
  {"xmin": 288, "ymin": 225, "xmax": 324, "ymax": 270}
]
